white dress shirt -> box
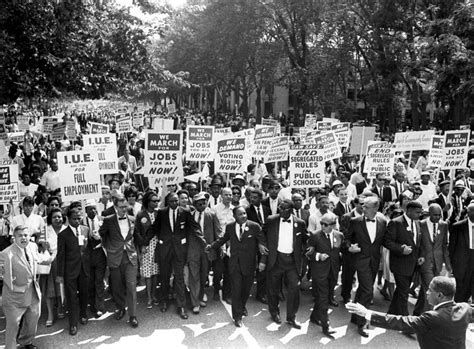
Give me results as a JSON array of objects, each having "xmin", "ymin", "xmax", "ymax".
[
  {"xmin": 365, "ymin": 217, "xmax": 377, "ymax": 243},
  {"xmin": 235, "ymin": 222, "xmax": 246, "ymax": 241},
  {"xmin": 169, "ymin": 208, "xmax": 177, "ymax": 231},
  {"xmin": 427, "ymin": 220, "xmax": 438, "ymax": 242},
  {"xmin": 118, "ymin": 216, "xmax": 129, "ymax": 240},
  {"xmin": 404, "ymin": 214, "xmax": 417, "ymax": 244},
  {"xmin": 268, "ymin": 198, "xmax": 279, "ymax": 215},
  {"xmin": 277, "ymin": 216, "xmax": 293, "ymax": 254}
]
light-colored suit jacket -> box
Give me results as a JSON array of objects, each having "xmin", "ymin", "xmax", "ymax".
[{"xmin": 0, "ymin": 242, "xmax": 52, "ymax": 306}]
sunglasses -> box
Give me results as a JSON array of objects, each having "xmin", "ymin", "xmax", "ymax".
[
  {"xmin": 151, "ymin": 199, "xmax": 159, "ymax": 202},
  {"xmin": 320, "ymin": 222, "xmax": 334, "ymax": 227}
]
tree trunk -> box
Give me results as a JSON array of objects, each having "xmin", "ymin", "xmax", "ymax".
[{"xmin": 256, "ymin": 87, "xmax": 262, "ymax": 123}]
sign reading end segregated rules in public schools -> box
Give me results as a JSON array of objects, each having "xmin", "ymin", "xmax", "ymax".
[{"xmin": 0, "ymin": 161, "xmax": 19, "ymax": 203}]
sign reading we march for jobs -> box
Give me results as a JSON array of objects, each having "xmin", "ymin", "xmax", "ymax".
[
  {"xmin": 442, "ymin": 130, "xmax": 470, "ymax": 169},
  {"xmin": 144, "ymin": 131, "xmax": 184, "ymax": 186},
  {"xmin": 186, "ymin": 126, "xmax": 214, "ymax": 161}
]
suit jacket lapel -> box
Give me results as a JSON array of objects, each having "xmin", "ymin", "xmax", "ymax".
[{"xmin": 360, "ymin": 217, "xmax": 371, "ymax": 243}]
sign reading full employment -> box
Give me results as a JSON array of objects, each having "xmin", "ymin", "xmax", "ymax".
[
  {"xmin": 0, "ymin": 163, "xmax": 19, "ymax": 204},
  {"xmin": 428, "ymin": 135, "xmax": 445, "ymax": 168},
  {"xmin": 215, "ymin": 136, "xmax": 250, "ymax": 174},
  {"xmin": 289, "ymin": 144, "xmax": 325, "ymax": 188},
  {"xmin": 83, "ymin": 134, "xmax": 118, "ymax": 175},
  {"xmin": 186, "ymin": 126, "xmax": 214, "ymax": 161},
  {"xmin": 57, "ymin": 150, "xmax": 101, "ymax": 201},
  {"xmin": 393, "ymin": 130, "xmax": 435, "ymax": 151},
  {"xmin": 144, "ymin": 131, "xmax": 184, "ymax": 186},
  {"xmin": 442, "ymin": 130, "xmax": 470, "ymax": 169},
  {"xmin": 363, "ymin": 141, "xmax": 396, "ymax": 178}
]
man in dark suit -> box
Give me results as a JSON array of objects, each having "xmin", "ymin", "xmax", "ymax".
[
  {"xmin": 148, "ymin": 192, "xmax": 206, "ymax": 319},
  {"xmin": 339, "ymin": 195, "xmax": 364, "ymax": 304},
  {"xmin": 449, "ymin": 202, "xmax": 474, "ymax": 302},
  {"xmin": 83, "ymin": 200, "xmax": 107, "ymax": 318},
  {"xmin": 347, "ymin": 276, "xmax": 474, "ymax": 349},
  {"xmin": 371, "ymin": 173, "xmax": 394, "ymax": 211},
  {"xmin": 246, "ymin": 188, "xmax": 271, "ymax": 303},
  {"xmin": 307, "ymin": 214, "xmax": 344, "ymax": 337},
  {"xmin": 56, "ymin": 206, "xmax": 90, "ymax": 336},
  {"xmin": 99, "ymin": 194, "xmax": 139, "ymax": 328},
  {"xmin": 207, "ymin": 206, "xmax": 266, "ymax": 327},
  {"xmin": 333, "ymin": 188, "xmax": 353, "ymax": 217},
  {"xmin": 385, "ymin": 200, "xmax": 425, "ymax": 317},
  {"xmin": 261, "ymin": 199, "xmax": 307, "ymax": 329},
  {"xmin": 346, "ymin": 196, "xmax": 388, "ymax": 337},
  {"xmin": 292, "ymin": 193, "xmax": 310, "ymax": 226},
  {"xmin": 432, "ymin": 180, "xmax": 452, "ymax": 221},
  {"xmin": 414, "ymin": 203, "xmax": 452, "ymax": 315},
  {"xmin": 262, "ymin": 180, "xmax": 281, "ymax": 215},
  {"xmin": 391, "ymin": 172, "xmax": 409, "ymax": 200},
  {"xmin": 188, "ymin": 192, "xmax": 223, "ymax": 314}
]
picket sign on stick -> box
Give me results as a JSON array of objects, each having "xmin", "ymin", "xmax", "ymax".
[
  {"xmin": 447, "ymin": 169, "xmax": 456, "ymax": 204},
  {"xmin": 359, "ymin": 127, "xmax": 365, "ymax": 173}
]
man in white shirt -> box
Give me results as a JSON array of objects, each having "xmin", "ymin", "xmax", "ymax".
[
  {"xmin": 117, "ymin": 148, "xmax": 137, "ymax": 173},
  {"xmin": 308, "ymin": 196, "xmax": 339, "ymax": 234},
  {"xmin": 39, "ymin": 159, "xmax": 61, "ymax": 192},
  {"xmin": 18, "ymin": 173, "xmax": 38, "ymax": 200},
  {"xmin": 418, "ymin": 171, "xmax": 437, "ymax": 210},
  {"xmin": 10, "ymin": 196, "xmax": 45, "ymax": 240}
]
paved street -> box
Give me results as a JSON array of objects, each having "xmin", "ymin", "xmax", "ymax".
[{"xmin": 1, "ymin": 279, "xmax": 472, "ymax": 348}]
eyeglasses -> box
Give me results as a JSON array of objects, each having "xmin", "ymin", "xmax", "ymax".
[
  {"xmin": 151, "ymin": 200, "xmax": 159, "ymax": 203},
  {"xmin": 320, "ymin": 222, "xmax": 334, "ymax": 227},
  {"xmin": 232, "ymin": 192, "xmax": 241, "ymax": 195}
]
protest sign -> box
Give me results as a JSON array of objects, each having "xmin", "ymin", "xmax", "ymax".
[
  {"xmin": 66, "ymin": 119, "xmax": 76, "ymax": 140},
  {"xmin": 17, "ymin": 115, "xmax": 30, "ymax": 131},
  {"xmin": 253, "ymin": 126, "xmax": 277, "ymax": 158},
  {"xmin": 132, "ymin": 113, "xmax": 144, "ymax": 129},
  {"xmin": 214, "ymin": 127, "xmax": 232, "ymax": 135},
  {"xmin": 116, "ymin": 116, "xmax": 132, "ymax": 134},
  {"xmin": 427, "ymin": 135, "xmax": 445, "ymax": 168},
  {"xmin": 331, "ymin": 122, "xmax": 351, "ymax": 148},
  {"xmin": 304, "ymin": 114, "xmax": 319, "ymax": 129},
  {"xmin": 89, "ymin": 122, "xmax": 109, "ymax": 134},
  {"xmin": 7, "ymin": 132, "xmax": 24, "ymax": 144},
  {"xmin": 167, "ymin": 103, "xmax": 176, "ymax": 114},
  {"xmin": 215, "ymin": 136, "xmax": 251, "ymax": 174},
  {"xmin": 363, "ymin": 141, "xmax": 396, "ymax": 178},
  {"xmin": 51, "ymin": 124, "xmax": 66, "ymax": 141},
  {"xmin": 393, "ymin": 130, "xmax": 435, "ymax": 151},
  {"xmin": 186, "ymin": 126, "xmax": 215, "ymax": 161},
  {"xmin": 42, "ymin": 118, "xmax": 57, "ymax": 134},
  {"xmin": 233, "ymin": 128, "xmax": 255, "ymax": 154},
  {"xmin": 264, "ymin": 136, "xmax": 289, "ymax": 163},
  {"xmin": 144, "ymin": 131, "xmax": 184, "ymax": 186},
  {"xmin": 316, "ymin": 121, "xmax": 332, "ymax": 131},
  {"xmin": 309, "ymin": 131, "xmax": 342, "ymax": 161},
  {"xmin": 289, "ymin": 144, "xmax": 325, "ymax": 188},
  {"xmin": 323, "ymin": 117, "xmax": 339, "ymax": 123},
  {"xmin": 349, "ymin": 126, "xmax": 376, "ymax": 156},
  {"xmin": 83, "ymin": 134, "xmax": 118, "ymax": 175},
  {"xmin": 442, "ymin": 130, "xmax": 470, "ymax": 169},
  {"xmin": 0, "ymin": 164, "xmax": 19, "ymax": 204},
  {"xmin": 153, "ymin": 118, "xmax": 174, "ymax": 131},
  {"xmin": 57, "ymin": 150, "xmax": 101, "ymax": 202},
  {"xmin": 261, "ymin": 118, "xmax": 279, "ymax": 127}
]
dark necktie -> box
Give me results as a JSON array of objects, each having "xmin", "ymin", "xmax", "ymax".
[
  {"xmin": 256, "ymin": 206, "xmax": 263, "ymax": 224},
  {"xmin": 296, "ymin": 209, "xmax": 300, "ymax": 218},
  {"xmin": 433, "ymin": 222, "xmax": 437, "ymax": 241},
  {"xmin": 118, "ymin": 217, "xmax": 127, "ymax": 220},
  {"xmin": 326, "ymin": 233, "xmax": 332, "ymax": 248},
  {"xmin": 214, "ymin": 197, "xmax": 218, "ymax": 205},
  {"xmin": 238, "ymin": 224, "xmax": 243, "ymax": 240},
  {"xmin": 172, "ymin": 209, "xmax": 176, "ymax": 231},
  {"xmin": 24, "ymin": 248, "xmax": 30, "ymax": 266}
]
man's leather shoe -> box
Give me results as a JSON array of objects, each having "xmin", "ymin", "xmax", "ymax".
[
  {"xmin": 256, "ymin": 295, "xmax": 267, "ymax": 304},
  {"xmin": 243, "ymin": 308, "xmax": 248, "ymax": 317},
  {"xmin": 20, "ymin": 345, "xmax": 37, "ymax": 349},
  {"xmin": 379, "ymin": 288, "xmax": 392, "ymax": 301},
  {"xmin": 69, "ymin": 326, "xmax": 78, "ymax": 336},
  {"xmin": 94, "ymin": 311, "xmax": 103, "ymax": 318},
  {"xmin": 177, "ymin": 307, "xmax": 188, "ymax": 319},
  {"xmin": 114, "ymin": 308, "xmax": 126, "ymax": 320},
  {"xmin": 234, "ymin": 319, "xmax": 243, "ymax": 327},
  {"xmin": 79, "ymin": 317, "xmax": 88, "ymax": 325},
  {"xmin": 287, "ymin": 319, "xmax": 301, "ymax": 329},
  {"xmin": 192, "ymin": 306, "xmax": 200, "ymax": 314},
  {"xmin": 160, "ymin": 302, "xmax": 168, "ymax": 312},
  {"xmin": 224, "ymin": 297, "xmax": 232, "ymax": 305},
  {"xmin": 129, "ymin": 316, "xmax": 138, "ymax": 328},
  {"xmin": 358, "ymin": 326, "xmax": 369, "ymax": 337},
  {"xmin": 329, "ymin": 299, "xmax": 339, "ymax": 307},
  {"xmin": 323, "ymin": 326, "xmax": 336, "ymax": 338},
  {"xmin": 271, "ymin": 314, "xmax": 281, "ymax": 324}
]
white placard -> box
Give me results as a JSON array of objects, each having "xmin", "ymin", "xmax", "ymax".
[
  {"xmin": 393, "ymin": 130, "xmax": 435, "ymax": 151},
  {"xmin": 83, "ymin": 134, "xmax": 119, "ymax": 175},
  {"xmin": 186, "ymin": 126, "xmax": 214, "ymax": 161},
  {"xmin": 363, "ymin": 141, "xmax": 396, "ymax": 178},
  {"xmin": 289, "ymin": 144, "xmax": 325, "ymax": 188},
  {"xmin": 442, "ymin": 130, "xmax": 470, "ymax": 169}
]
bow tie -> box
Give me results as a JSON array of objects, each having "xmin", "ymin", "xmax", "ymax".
[
  {"xmin": 118, "ymin": 217, "xmax": 127, "ymax": 220},
  {"xmin": 281, "ymin": 219, "xmax": 291, "ymax": 223},
  {"xmin": 366, "ymin": 219, "xmax": 375, "ymax": 223}
]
